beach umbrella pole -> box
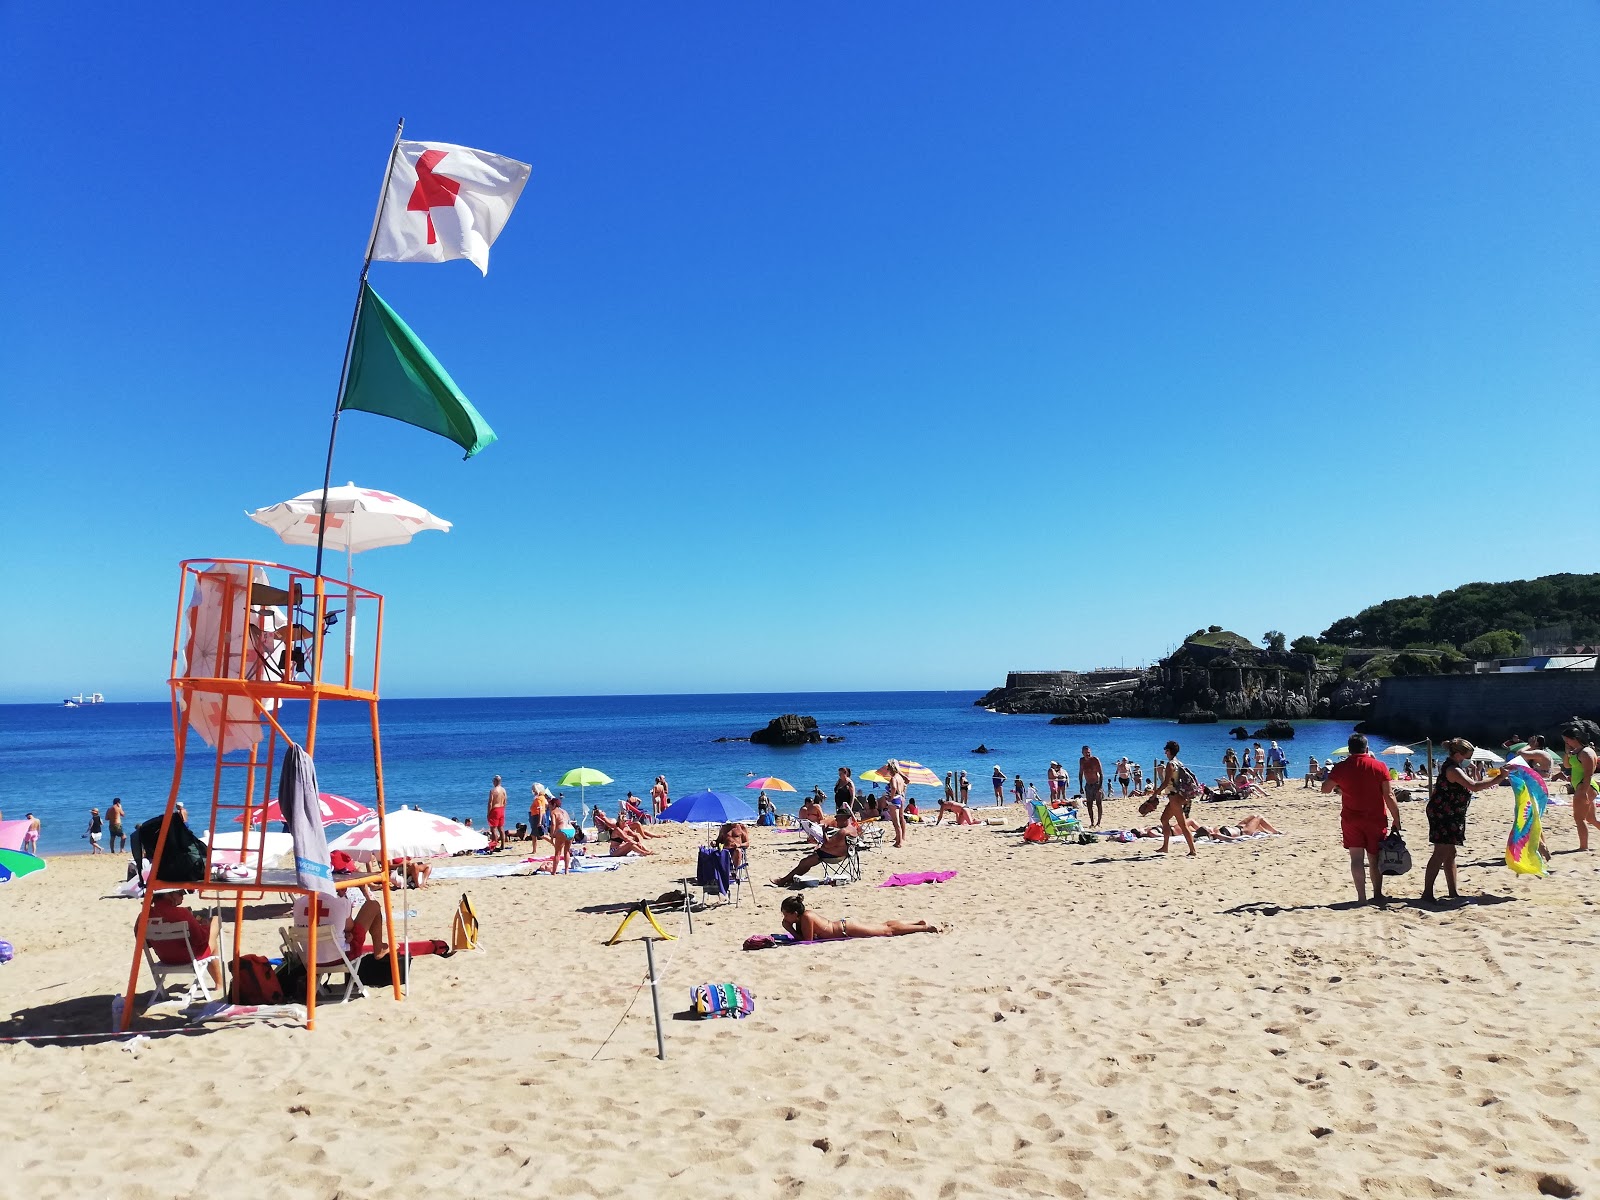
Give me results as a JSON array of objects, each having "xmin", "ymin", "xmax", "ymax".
[{"xmin": 644, "ymin": 937, "xmax": 666, "ymax": 1060}]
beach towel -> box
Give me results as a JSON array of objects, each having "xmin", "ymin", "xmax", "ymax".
[
  {"xmin": 433, "ymin": 861, "xmax": 541, "ymax": 880},
  {"xmin": 279, "ymin": 742, "xmax": 334, "ymax": 897},
  {"xmin": 697, "ymin": 847, "xmax": 732, "ymax": 896},
  {"xmin": 1506, "ymin": 762, "xmax": 1550, "ymax": 877},
  {"xmin": 878, "ymin": 871, "xmax": 957, "ymax": 888}
]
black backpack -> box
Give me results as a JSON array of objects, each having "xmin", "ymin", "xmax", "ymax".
[{"xmin": 133, "ymin": 813, "xmax": 208, "ymax": 883}]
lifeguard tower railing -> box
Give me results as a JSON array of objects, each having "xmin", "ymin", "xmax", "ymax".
[{"xmin": 120, "ymin": 558, "xmax": 402, "ymax": 1030}]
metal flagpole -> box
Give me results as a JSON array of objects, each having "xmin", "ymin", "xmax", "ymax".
[{"xmin": 313, "ymin": 117, "xmax": 406, "ymax": 582}]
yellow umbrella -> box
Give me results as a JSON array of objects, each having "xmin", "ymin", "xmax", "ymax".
[{"xmin": 859, "ymin": 769, "xmax": 887, "ymax": 784}]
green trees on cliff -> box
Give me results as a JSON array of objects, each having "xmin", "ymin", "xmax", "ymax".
[{"xmin": 1319, "ymin": 574, "xmax": 1600, "ymax": 653}]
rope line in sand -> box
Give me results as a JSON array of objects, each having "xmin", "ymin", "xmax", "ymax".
[{"xmin": 589, "ymin": 905, "xmax": 688, "ymax": 1061}]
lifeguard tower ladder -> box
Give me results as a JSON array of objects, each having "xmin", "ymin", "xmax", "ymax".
[{"xmin": 120, "ymin": 559, "xmax": 401, "ymax": 1030}]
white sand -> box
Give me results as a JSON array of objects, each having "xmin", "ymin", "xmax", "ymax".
[{"xmin": 2, "ymin": 790, "xmax": 1597, "ymax": 1199}]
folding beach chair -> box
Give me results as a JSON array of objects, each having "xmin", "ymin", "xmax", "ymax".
[
  {"xmin": 143, "ymin": 918, "xmax": 221, "ymax": 1005},
  {"xmin": 280, "ymin": 923, "xmax": 367, "ymax": 1003},
  {"xmin": 1030, "ymin": 802, "xmax": 1080, "ymax": 842},
  {"xmin": 820, "ymin": 836, "xmax": 862, "ymax": 884}
]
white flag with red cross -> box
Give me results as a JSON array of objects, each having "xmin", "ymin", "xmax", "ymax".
[{"xmin": 370, "ymin": 140, "xmax": 531, "ymax": 275}]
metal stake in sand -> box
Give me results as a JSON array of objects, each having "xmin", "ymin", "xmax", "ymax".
[{"xmin": 644, "ymin": 937, "xmax": 666, "ymax": 1061}]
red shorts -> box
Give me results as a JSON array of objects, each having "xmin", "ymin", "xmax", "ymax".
[
  {"xmin": 1342, "ymin": 819, "xmax": 1384, "ymax": 856},
  {"xmin": 488, "ymin": 811, "xmax": 505, "ymax": 829}
]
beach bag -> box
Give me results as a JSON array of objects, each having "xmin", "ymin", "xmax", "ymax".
[
  {"xmin": 230, "ymin": 954, "xmax": 284, "ymax": 1004},
  {"xmin": 1172, "ymin": 762, "xmax": 1203, "ymax": 802},
  {"xmin": 358, "ymin": 953, "xmax": 409, "ymax": 987},
  {"xmin": 133, "ymin": 814, "xmax": 207, "ymax": 883},
  {"xmin": 1023, "ymin": 822, "xmax": 1048, "ymax": 843},
  {"xmin": 0, "ymin": 940, "xmax": 12, "ymax": 964},
  {"xmin": 1378, "ymin": 830, "xmax": 1413, "ymax": 876},
  {"xmin": 742, "ymin": 934, "xmax": 777, "ymax": 951},
  {"xmin": 690, "ymin": 982, "xmax": 754, "ymax": 1019}
]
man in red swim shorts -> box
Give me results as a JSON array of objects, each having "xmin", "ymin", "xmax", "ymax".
[
  {"xmin": 1322, "ymin": 733, "xmax": 1402, "ymax": 904},
  {"xmin": 486, "ymin": 775, "xmax": 507, "ymax": 851}
]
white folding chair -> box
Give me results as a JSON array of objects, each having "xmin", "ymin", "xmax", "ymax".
[
  {"xmin": 143, "ymin": 917, "xmax": 220, "ymax": 1005},
  {"xmin": 281, "ymin": 923, "xmax": 367, "ymax": 1003}
]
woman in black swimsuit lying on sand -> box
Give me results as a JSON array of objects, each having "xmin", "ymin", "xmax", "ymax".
[{"xmin": 780, "ymin": 895, "xmax": 940, "ymax": 940}]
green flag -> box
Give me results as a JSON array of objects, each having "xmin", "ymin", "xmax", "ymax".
[{"xmin": 339, "ymin": 283, "xmax": 498, "ymax": 459}]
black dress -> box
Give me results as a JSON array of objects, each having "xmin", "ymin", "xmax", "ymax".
[{"xmin": 1426, "ymin": 769, "xmax": 1472, "ymax": 846}]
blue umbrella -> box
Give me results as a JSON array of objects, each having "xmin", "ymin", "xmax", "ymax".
[{"xmin": 659, "ymin": 790, "xmax": 757, "ymax": 824}]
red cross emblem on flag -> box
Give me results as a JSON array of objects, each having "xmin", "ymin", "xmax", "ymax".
[{"xmin": 407, "ymin": 149, "xmax": 461, "ymax": 246}]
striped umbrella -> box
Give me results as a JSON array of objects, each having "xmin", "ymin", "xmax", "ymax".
[
  {"xmin": 746, "ymin": 777, "xmax": 796, "ymax": 791},
  {"xmin": 0, "ymin": 848, "xmax": 46, "ymax": 883}
]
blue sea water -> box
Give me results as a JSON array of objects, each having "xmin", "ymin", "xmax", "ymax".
[{"xmin": 0, "ymin": 693, "xmax": 1361, "ymax": 856}]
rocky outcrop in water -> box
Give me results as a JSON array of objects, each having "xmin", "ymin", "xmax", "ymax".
[
  {"xmin": 1049, "ymin": 712, "xmax": 1109, "ymax": 725},
  {"xmin": 750, "ymin": 714, "xmax": 823, "ymax": 745}
]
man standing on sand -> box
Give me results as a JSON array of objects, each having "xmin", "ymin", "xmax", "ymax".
[
  {"xmin": 1266, "ymin": 742, "xmax": 1286, "ymax": 786},
  {"xmin": 1078, "ymin": 746, "xmax": 1104, "ymax": 827},
  {"xmin": 1322, "ymin": 733, "xmax": 1402, "ymax": 904},
  {"xmin": 23, "ymin": 813, "xmax": 40, "ymax": 854},
  {"xmin": 486, "ymin": 776, "xmax": 507, "ymax": 851},
  {"xmin": 108, "ymin": 798, "xmax": 126, "ymax": 853}
]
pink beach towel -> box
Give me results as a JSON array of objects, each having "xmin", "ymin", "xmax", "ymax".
[{"xmin": 878, "ymin": 871, "xmax": 957, "ymax": 888}]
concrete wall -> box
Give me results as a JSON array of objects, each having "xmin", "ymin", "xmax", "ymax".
[
  {"xmin": 1365, "ymin": 671, "xmax": 1600, "ymax": 745},
  {"xmin": 1006, "ymin": 671, "xmax": 1079, "ymax": 689}
]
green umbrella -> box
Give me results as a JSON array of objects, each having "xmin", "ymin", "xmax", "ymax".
[
  {"xmin": 0, "ymin": 848, "xmax": 46, "ymax": 882},
  {"xmin": 557, "ymin": 766, "xmax": 614, "ymax": 816}
]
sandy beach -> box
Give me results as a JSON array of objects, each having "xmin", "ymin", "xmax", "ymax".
[{"xmin": 3, "ymin": 789, "xmax": 1598, "ymax": 1200}]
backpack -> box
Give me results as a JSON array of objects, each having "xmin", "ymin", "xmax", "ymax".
[
  {"xmin": 1023, "ymin": 822, "xmax": 1048, "ymax": 844},
  {"xmin": 1172, "ymin": 761, "xmax": 1203, "ymax": 802},
  {"xmin": 230, "ymin": 954, "xmax": 284, "ymax": 1004},
  {"xmin": 1378, "ymin": 830, "xmax": 1413, "ymax": 876},
  {"xmin": 690, "ymin": 982, "xmax": 754, "ymax": 1019},
  {"xmin": 132, "ymin": 814, "xmax": 208, "ymax": 883}
]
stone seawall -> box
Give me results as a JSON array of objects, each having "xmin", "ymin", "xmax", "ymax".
[{"xmin": 1364, "ymin": 671, "xmax": 1600, "ymax": 745}]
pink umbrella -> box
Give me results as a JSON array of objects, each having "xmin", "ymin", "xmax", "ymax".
[
  {"xmin": 0, "ymin": 819, "xmax": 29, "ymax": 852},
  {"xmin": 234, "ymin": 792, "xmax": 374, "ymax": 826}
]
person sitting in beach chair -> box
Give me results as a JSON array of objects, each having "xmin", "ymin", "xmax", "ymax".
[
  {"xmin": 780, "ymin": 895, "xmax": 939, "ymax": 940},
  {"xmin": 715, "ymin": 820, "xmax": 751, "ymax": 869},
  {"xmin": 622, "ymin": 792, "xmax": 654, "ymax": 825},
  {"xmin": 592, "ymin": 809, "xmax": 653, "ymax": 856},
  {"xmin": 145, "ymin": 890, "xmax": 225, "ymax": 999},
  {"xmin": 1232, "ymin": 769, "xmax": 1267, "ymax": 799},
  {"xmin": 772, "ymin": 813, "xmax": 860, "ymax": 886}
]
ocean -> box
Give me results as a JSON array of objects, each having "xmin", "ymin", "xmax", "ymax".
[{"xmin": 0, "ymin": 692, "xmax": 1363, "ymax": 856}]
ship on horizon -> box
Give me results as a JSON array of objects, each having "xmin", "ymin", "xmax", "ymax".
[{"xmin": 62, "ymin": 692, "xmax": 104, "ymax": 707}]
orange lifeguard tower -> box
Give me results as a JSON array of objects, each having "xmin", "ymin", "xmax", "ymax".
[{"xmin": 120, "ymin": 558, "xmax": 401, "ymax": 1030}]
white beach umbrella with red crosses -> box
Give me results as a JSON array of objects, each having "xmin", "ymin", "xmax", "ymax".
[{"xmin": 248, "ymin": 482, "xmax": 450, "ymax": 560}]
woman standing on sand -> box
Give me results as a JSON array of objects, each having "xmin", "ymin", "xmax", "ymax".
[
  {"xmin": 992, "ymin": 766, "xmax": 1006, "ymax": 803},
  {"xmin": 881, "ymin": 761, "xmax": 908, "ymax": 849},
  {"xmin": 1561, "ymin": 720, "xmax": 1600, "ymax": 851},
  {"xmin": 547, "ymin": 800, "xmax": 576, "ymax": 874},
  {"xmin": 1421, "ymin": 739, "xmax": 1503, "ymax": 902},
  {"xmin": 1149, "ymin": 740, "xmax": 1197, "ymax": 858}
]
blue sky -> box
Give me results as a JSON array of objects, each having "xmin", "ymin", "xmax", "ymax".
[{"xmin": 2, "ymin": 4, "xmax": 1596, "ymax": 702}]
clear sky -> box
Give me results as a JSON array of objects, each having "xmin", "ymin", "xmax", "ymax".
[{"xmin": 3, "ymin": 4, "xmax": 1596, "ymax": 702}]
